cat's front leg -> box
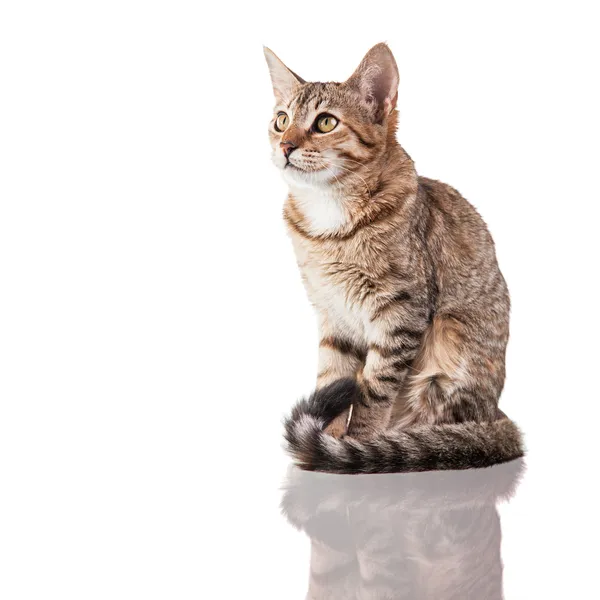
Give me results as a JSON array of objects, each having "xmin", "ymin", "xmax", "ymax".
[
  {"xmin": 347, "ymin": 311, "xmax": 427, "ymax": 440},
  {"xmin": 314, "ymin": 323, "xmax": 366, "ymax": 438},
  {"xmin": 316, "ymin": 335, "xmax": 365, "ymax": 389}
]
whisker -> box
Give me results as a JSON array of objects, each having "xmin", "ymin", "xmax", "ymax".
[
  {"xmin": 320, "ymin": 158, "xmax": 373, "ymax": 201},
  {"xmin": 331, "ymin": 156, "xmax": 368, "ymax": 168},
  {"xmin": 316, "ymin": 161, "xmax": 345, "ymax": 203}
]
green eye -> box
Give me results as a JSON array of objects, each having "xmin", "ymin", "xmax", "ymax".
[
  {"xmin": 275, "ymin": 113, "xmax": 289, "ymax": 132},
  {"xmin": 315, "ymin": 114, "xmax": 338, "ymax": 133}
]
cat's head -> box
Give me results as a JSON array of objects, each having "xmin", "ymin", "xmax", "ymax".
[{"xmin": 264, "ymin": 44, "xmax": 400, "ymax": 192}]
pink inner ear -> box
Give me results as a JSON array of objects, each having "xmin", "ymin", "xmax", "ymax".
[
  {"xmin": 346, "ymin": 44, "xmax": 400, "ymax": 120},
  {"xmin": 369, "ymin": 65, "xmax": 398, "ymax": 107}
]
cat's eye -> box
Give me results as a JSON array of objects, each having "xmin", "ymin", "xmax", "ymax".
[
  {"xmin": 315, "ymin": 114, "xmax": 338, "ymax": 133},
  {"xmin": 275, "ymin": 112, "xmax": 289, "ymax": 132}
]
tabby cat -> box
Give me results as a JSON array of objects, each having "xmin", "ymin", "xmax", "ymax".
[{"xmin": 264, "ymin": 43, "xmax": 524, "ymax": 473}]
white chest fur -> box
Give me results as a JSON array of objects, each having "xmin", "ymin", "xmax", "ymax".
[
  {"xmin": 290, "ymin": 185, "xmax": 350, "ymax": 237},
  {"xmin": 290, "ymin": 239, "xmax": 368, "ymax": 342}
]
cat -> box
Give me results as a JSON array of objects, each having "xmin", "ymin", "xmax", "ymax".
[
  {"xmin": 264, "ymin": 43, "xmax": 524, "ymax": 473},
  {"xmin": 281, "ymin": 458, "xmax": 525, "ymax": 598}
]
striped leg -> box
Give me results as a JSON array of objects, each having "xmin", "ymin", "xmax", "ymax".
[
  {"xmin": 347, "ymin": 315, "xmax": 427, "ymax": 440},
  {"xmin": 316, "ymin": 335, "xmax": 366, "ymax": 389},
  {"xmin": 314, "ymin": 328, "xmax": 366, "ymax": 438}
]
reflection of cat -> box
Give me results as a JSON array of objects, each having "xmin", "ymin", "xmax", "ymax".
[{"xmin": 282, "ymin": 459, "xmax": 524, "ymax": 599}]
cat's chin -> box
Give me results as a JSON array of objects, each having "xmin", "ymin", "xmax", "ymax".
[{"xmin": 281, "ymin": 163, "xmax": 336, "ymax": 189}]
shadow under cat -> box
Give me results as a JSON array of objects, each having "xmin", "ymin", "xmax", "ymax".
[{"xmin": 281, "ymin": 458, "xmax": 525, "ymax": 599}]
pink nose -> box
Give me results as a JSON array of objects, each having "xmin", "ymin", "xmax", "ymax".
[{"xmin": 280, "ymin": 140, "xmax": 297, "ymax": 159}]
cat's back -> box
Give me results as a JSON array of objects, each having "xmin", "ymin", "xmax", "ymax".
[
  {"xmin": 416, "ymin": 175, "xmax": 507, "ymax": 309},
  {"xmin": 417, "ymin": 176, "xmax": 489, "ymax": 233},
  {"xmin": 417, "ymin": 175, "xmax": 497, "ymax": 257}
]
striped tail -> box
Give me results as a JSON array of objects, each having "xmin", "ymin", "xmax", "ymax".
[{"xmin": 284, "ymin": 383, "xmax": 524, "ymax": 474}]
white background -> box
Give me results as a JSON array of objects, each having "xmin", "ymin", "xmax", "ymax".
[{"xmin": 1, "ymin": 1, "xmax": 599, "ymax": 598}]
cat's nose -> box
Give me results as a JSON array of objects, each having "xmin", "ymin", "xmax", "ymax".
[{"xmin": 280, "ymin": 140, "xmax": 297, "ymax": 159}]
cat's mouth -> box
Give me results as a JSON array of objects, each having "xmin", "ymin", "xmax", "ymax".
[
  {"xmin": 285, "ymin": 161, "xmax": 325, "ymax": 174},
  {"xmin": 281, "ymin": 158, "xmax": 340, "ymax": 188},
  {"xmin": 285, "ymin": 161, "xmax": 305, "ymax": 172}
]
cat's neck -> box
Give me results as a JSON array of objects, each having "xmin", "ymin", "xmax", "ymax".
[
  {"xmin": 287, "ymin": 184, "xmax": 350, "ymax": 237},
  {"xmin": 285, "ymin": 142, "xmax": 417, "ymax": 240}
]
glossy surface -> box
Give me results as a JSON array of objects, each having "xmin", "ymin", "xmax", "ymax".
[{"xmin": 282, "ymin": 460, "xmax": 524, "ymax": 599}]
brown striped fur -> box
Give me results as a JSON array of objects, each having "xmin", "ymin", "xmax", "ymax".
[{"xmin": 265, "ymin": 44, "xmax": 524, "ymax": 473}]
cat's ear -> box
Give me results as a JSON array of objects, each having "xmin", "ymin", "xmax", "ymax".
[
  {"xmin": 346, "ymin": 43, "xmax": 399, "ymax": 121},
  {"xmin": 263, "ymin": 47, "xmax": 305, "ymax": 103}
]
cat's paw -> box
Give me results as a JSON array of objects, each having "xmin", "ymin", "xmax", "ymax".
[
  {"xmin": 346, "ymin": 421, "xmax": 381, "ymax": 442},
  {"xmin": 324, "ymin": 408, "xmax": 351, "ymax": 439}
]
